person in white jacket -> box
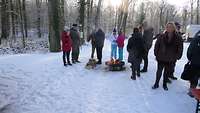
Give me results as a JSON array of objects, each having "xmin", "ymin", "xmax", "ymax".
[{"xmin": 109, "ymin": 28, "xmax": 118, "ymax": 60}]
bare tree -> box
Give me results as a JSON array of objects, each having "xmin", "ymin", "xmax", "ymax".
[
  {"xmin": 95, "ymin": 0, "xmax": 103, "ymax": 28},
  {"xmin": 48, "ymin": 0, "xmax": 61, "ymax": 52}
]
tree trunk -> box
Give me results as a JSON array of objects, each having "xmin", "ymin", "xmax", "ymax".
[
  {"xmin": 197, "ymin": 0, "xmax": 200, "ymax": 24},
  {"xmin": 22, "ymin": 0, "xmax": 28, "ymax": 38},
  {"xmin": 1, "ymin": 0, "xmax": 10, "ymax": 44},
  {"xmin": 191, "ymin": 0, "xmax": 194, "ymax": 24},
  {"xmin": 48, "ymin": 0, "xmax": 61, "ymax": 52},
  {"xmin": 17, "ymin": 0, "xmax": 26, "ymax": 48},
  {"xmin": 86, "ymin": 0, "xmax": 91, "ymax": 37},
  {"xmin": 78, "ymin": 0, "xmax": 85, "ymax": 42},
  {"xmin": 95, "ymin": 0, "xmax": 103, "ymax": 28},
  {"xmin": 60, "ymin": 0, "xmax": 65, "ymax": 31},
  {"xmin": 36, "ymin": 0, "xmax": 42, "ymax": 38}
]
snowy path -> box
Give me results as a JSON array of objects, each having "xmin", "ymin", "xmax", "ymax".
[{"xmin": 0, "ymin": 40, "xmax": 196, "ymax": 113}]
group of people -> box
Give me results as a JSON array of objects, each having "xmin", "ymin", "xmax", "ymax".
[
  {"xmin": 61, "ymin": 24, "xmax": 81, "ymax": 66},
  {"xmin": 128, "ymin": 22, "xmax": 183, "ymax": 91},
  {"xmin": 109, "ymin": 28, "xmax": 125, "ymax": 61},
  {"xmin": 61, "ymin": 22, "xmax": 200, "ymax": 94}
]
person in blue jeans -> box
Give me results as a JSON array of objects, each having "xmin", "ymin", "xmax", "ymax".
[
  {"xmin": 110, "ymin": 28, "xmax": 118, "ymax": 60},
  {"xmin": 117, "ymin": 30, "xmax": 125, "ymax": 61}
]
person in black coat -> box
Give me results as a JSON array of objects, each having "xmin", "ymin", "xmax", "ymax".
[
  {"xmin": 187, "ymin": 32, "xmax": 200, "ymax": 95},
  {"xmin": 70, "ymin": 24, "xmax": 81, "ymax": 63},
  {"xmin": 95, "ymin": 28, "xmax": 105, "ymax": 64},
  {"xmin": 140, "ymin": 24, "xmax": 154, "ymax": 73},
  {"xmin": 127, "ymin": 28, "xmax": 145, "ymax": 80}
]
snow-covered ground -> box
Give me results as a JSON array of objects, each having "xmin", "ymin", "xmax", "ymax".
[{"xmin": 0, "ymin": 39, "xmax": 196, "ymax": 113}]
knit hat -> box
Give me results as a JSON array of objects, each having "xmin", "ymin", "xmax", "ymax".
[{"xmin": 113, "ymin": 28, "xmax": 117, "ymax": 33}]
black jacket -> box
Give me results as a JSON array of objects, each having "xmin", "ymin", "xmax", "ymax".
[
  {"xmin": 187, "ymin": 36, "xmax": 200, "ymax": 67},
  {"xmin": 70, "ymin": 28, "xmax": 80, "ymax": 45},
  {"xmin": 95, "ymin": 29, "xmax": 105, "ymax": 47},
  {"xmin": 127, "ymin": 33, "xmax": 145, "ymax": 63}
]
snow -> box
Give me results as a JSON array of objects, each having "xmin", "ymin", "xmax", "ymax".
[{"xmin": 0, "ymin": 39, "xmax": 197, "ymax": 113}]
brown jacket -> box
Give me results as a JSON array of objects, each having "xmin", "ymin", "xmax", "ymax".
[{"xmin": 154, "ymin": 32, "xmax": 183, "ymax": 62}]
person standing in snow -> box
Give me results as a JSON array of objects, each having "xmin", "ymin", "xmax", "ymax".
[
  {"xmin": 61, "ymin": 27, "xmax": 72, "ymax": 66},
  {"xmin": 167, "ymin": 22, "xmax": 183, "ymax": 81},
  {"xmin": 117, "ymin": 29, "xmax": 125, "ymax": 61},
  {"xmin": 140, "ymin": 22, "xmax": 154, "ymax": 73},
  {"xmin": 70, "ymin": 24, "xmax": 81, "ymax": 64},
  {"xmin": 94, "ymin": 28, "xmax": 105, "ymax": 64},
  {"xmin": 152, "ymin": 22, "xmax": 183, "ymax": 91},
  {"xmin": 87, "ymin": 29, "xmax": 96, "ymax": 59},
  {"xmin": 127, "ymin": 28, "xmax": 145, "ymax": 80},
  {"xmin": 109, "ymin": 28, "xmax": 118, "ymax": 60},
  {"xmin": 187, "ymin": 32, "xmax": 200, "ymax": 97}
]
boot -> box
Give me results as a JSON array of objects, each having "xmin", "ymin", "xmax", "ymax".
[
  {"xmin": 163, "ymin": 84, "xmax": 168, "ymax": 91},
  {"xmin": 140, "ymin": 69, "xmax": 147, "ymax": 73},
  {"xmin": 68, "ymin": 62, "xmax": 72, "ymax": 66},
  {"xmin": 96, "ymin": 60, "xmax": 102, "ymax": 64},
  {"xmin": 131, "ymin": 75, "xmax": 136, "ymax": 80},
  {"xmin": 169, "ymin": 76, "xmax": 178, "ymax": 80},
  {"xmin": 152, "ymin": 84, "xmax": 159, "ymax": 89}
]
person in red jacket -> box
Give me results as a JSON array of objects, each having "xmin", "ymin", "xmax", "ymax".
[
  {"xmin": 61, "ymin": 27, "xmax": 72, "ymax": 66},
  {"xmin": 117, "ymin": 29, "xmax": 125, "ymax": 61}
]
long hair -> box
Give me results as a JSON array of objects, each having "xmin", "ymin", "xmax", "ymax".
[{"xmin": 165, "ymin": 22, "xmax": 177, "ymax": 33}]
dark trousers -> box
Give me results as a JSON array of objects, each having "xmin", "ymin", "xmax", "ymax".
[
  {"xmin": 91, "ymin": 45, "xmax": 96, "ymax": 59},
  {"xmin": 190, "ymin": 67, "xmax": 200, "ymax": 88},
  {"xmin": 142, "ymin": 50, "xmax": 149, "ymax": 71},
  {"xmin": 96, "ymin": 46, "xmax": 103, "ymax": 62},
  {"xmin": 131, "ymin": 58, "xmax": 142, "ymax": 77},
  {"xmin": 72, "ymin": 45, "xmax": 80, "ymax": 61},
  {"xmin": 169, "ymin": 61, "xmax": 176, "ymax": 77},
  {"xmin": 154, "ymin": 61, "xmax": 174, "ymax": 86},
  {"xmin": 63, "ymin": 51, "xmax": 71, "ymax": 64}
]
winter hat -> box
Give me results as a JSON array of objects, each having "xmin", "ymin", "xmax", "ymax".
[
  {"xmin": 113, "ymin": 28, "xmax": 117, "ymax": 33},
  {"xmin": 64, "ymin": 26, "xmax": 70, "ymax": 32},
  {"xmin": 175, "ymin": 22, "xmax": 181, "ymax": 30},
  {"xmin": 72, "ymin": 24, "xmax": 78, "ymax": 27}
]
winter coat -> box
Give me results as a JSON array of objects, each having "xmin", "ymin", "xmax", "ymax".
[
  {"xmin": 109, "ymin": 34, "xmax": 118, "ymax": 46},
  {"xmin": 70, "ymin": 28, "xmax": 80, "ymax": 46},
  {"xmin": 187, "ymin": 36, "xmax": 200, "ymax": 67},
  {"xmin": 117, "ymin": 34, "xmax": 125, "ymax": 48},
  {"xmin": 87, "ymin": 31, "xmax": 96, "ymax": 46},
  {"xmin": 95, "ymin": 29, "xmax": 105, "ymax": 47},
  {"xmin": 154, "ymin": 32, "xmax": 183, "ymax": 63},
  {"xmin": 127, "ymin": 33, "xmax": 145, "ymax": 63},
  {"xmin": 61, "ymin": 31, "xmax": 72, "ymax": 52},
  {"xmin": 143, "ymin": 27, "xmax": 154, "ymax": 51}
]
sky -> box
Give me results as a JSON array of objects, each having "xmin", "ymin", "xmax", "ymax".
[
  {"xmin": 105, "ymin": 0, "xmax": 190, "ymax": 8},
  {"xmin": 164, "ymin": 0, "xmax": 189, "ymax": 7}
]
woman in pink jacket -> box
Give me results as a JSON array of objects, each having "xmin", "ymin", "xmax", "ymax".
[{"xmin": 117, "ymin": 30, "xmax": 125, "ymax": 61}]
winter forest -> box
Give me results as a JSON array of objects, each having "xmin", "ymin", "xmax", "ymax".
[
  {"xmin": 0, "ymin": 0, "xmax": 200, "ymax": 113},
  {"xmin": 0, "ymin": 0, "xmax": 199, "ymax": 51}
]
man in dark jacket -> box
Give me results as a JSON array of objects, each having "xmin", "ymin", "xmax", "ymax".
[
  {"xmin": 140, "ymin": 22, "xmax": 154, "ymax": 72},
  {"xmin": 187, "ymin": 32, "xmax": 200, "ymax": 95},
  {"xmin": 152, "ymin": 23, "xmax": 183, "ymax": 91},
  {"xmin": 127, "ymin": 28, "xmax": 145, "ymax": 80},
  {"xmin": 95, "ymin": 28, "xmax": 105, "ymax": 64},
  {"xmin": 70, "ymin": 24, "xmax": 81, "ymax": 63},
  {"xmin": 87, "ymin": 29, "xmax": 96, "ymax": 59}
]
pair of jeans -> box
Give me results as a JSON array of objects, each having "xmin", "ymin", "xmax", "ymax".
[
  {"xmin": 111, "ymin": 44, "xmax": 117, "ymax": 59},
  {"xmin": 63, "ymin": 51, "xmax": 71, "ymax": 65},
  {"xmin": 118, "ymin": 47, "xmax": 123, "ymax": 61}
]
